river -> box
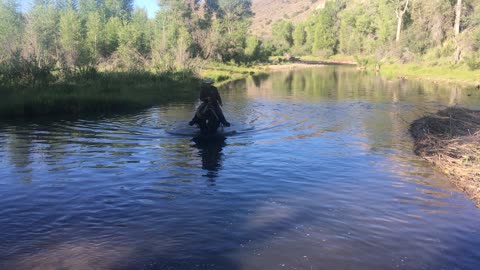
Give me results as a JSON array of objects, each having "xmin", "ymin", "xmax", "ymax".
[{"xmin": 0, "ymin": 66, "xmax": 479, "ymax": 270}]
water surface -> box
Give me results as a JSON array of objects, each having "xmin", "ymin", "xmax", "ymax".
[{"xmin": 1, "ymin": 66, "xmax": 480, "ymax": 270}]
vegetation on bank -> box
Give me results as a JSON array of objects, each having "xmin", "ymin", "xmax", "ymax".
[
  {"xmin": 200, "ymin": 63, "xmax": 268, "ymax": 86},
  {"xmin": 410, "ymin": 108, "xmax": 480, "ymax": 205},
  {"xmin": 0, "ymin": 0, "xmax": 264, "ymax": 118},
  {"xmin": 1, "ymin": 0, "xmax": 480, "ymax": 119},
  {"xmin": 267, "ymin": 0, "xmax": 480, "ymax": 82},
  {"xmin": 379, "ymin": 63, "xmax": 480, "ymax": 86},
  {"xmin": 0, "ymin": 0, "xmax": 264, "ymax": 86},
  {"xmin": 0, "ymin": 71, "xmax": 199, "ymax": 118}
]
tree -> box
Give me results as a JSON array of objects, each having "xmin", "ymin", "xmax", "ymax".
[
  {"xmin": 404, "ymin": 0, "xmax": 453, "ymax": 54},
  {"xmin": 271, "ymin": 20, "xmax": 294, "ymax": 54},
  {"xmin": 312, "ymin": 1, "xmax": 342, "ymax": 56},
  {"xmin": 78, "ymin": 0, "xmax": 98, "ymax": 22},
  {"xmin": 85, "ymin": 10, "xmax": 104, "ymax": 61},
  {"xmin": 293, "ymin": 24, "xmax": 306, "ymax": 52},
  {"xmin": 0, "ymin": 0, "xmax": 22, "ymax": 61},
  {"xmin": 209, "ymin": 0, "xmax": 253, "ymax": 62},
  {"xmin": 395, "ymin": 0, "xmax": 409, "ymax": 43},
  {"xmin": 455, "ymin": 0, "xmax": 463, "ymax": 36},
  {"xmin": 103, "ymin": 0, "xmax": 133, "ymax": 19},
  {"xmin": 23, "ymin": 3, "xmax": 59, "ymax": 68},
  {"xmin": 59, "ymin": 9, "xmax": 85, "ymax": 69},
  {"xmin": 244, "ymin": 35, "xmax": 260, "ymax": 61},
  {"xmin": 104, "ymin": 16, "xmax": 122, "ymax": 56}
]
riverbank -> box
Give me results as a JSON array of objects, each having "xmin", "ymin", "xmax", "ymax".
[
  {"xmin": 0, "ymin": 72, "xmax": 199, "ymax": 119},
  {"xmin": 294, "ymin": 55, "xmax": 480, "ymax": 87},
  {"xmin": 410, "ymin": 107, "xmax": 480, "ymax": 205},
  {"xmin": 380, "ymin": 64, "xmax": 480, "ymax": 87},
  {"xmin": 199, "ymin": 63, "xmax": 268, "ymax": 86}
]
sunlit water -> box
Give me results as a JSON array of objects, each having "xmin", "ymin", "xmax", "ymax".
[{"xmin": 1, "ymin": 66, "xmax": 480, "ymax": 270}]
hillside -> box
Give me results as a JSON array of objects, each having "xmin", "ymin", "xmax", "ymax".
[{"xmin": 250, "ymin": 0, "xmax": 326, "ymax": 37}]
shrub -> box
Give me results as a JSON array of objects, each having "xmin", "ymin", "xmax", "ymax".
[{"xmin": 465, "ymin": 53, "xmax": 480, "ymax": 71}]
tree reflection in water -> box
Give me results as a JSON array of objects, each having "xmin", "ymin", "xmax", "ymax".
[{"xmin": 191, "ymin": 136, "xmax": 226, "ymax": 180}]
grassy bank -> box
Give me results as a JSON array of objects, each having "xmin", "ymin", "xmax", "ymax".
[
  {"xmin": 200, "ymin": 63, "xmax": 268, "ymax": 85},
  {"xmin": 410, "ymin": 108, "xmax": 480, "ymax": 205},
  {"xmin": 293, "ymin": 55, "xmax": 480, "ymax": 86},
  {"xmin": 0, "ymin": 71, "xmax": 199, "ymax": 119},
  {"xmin": 379, "ymin": 64, "xmax": 480, "ymax": 86}
]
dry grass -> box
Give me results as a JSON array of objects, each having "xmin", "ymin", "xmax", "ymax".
[{"xmin": 410, "ymin": 107, "xmax": 480, "ymax": 204}]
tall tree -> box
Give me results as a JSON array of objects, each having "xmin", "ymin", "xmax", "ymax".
[
  {"xmin": 78, "ymin": 0, "xmax": 98, "ymax": 22},
  {"xmin": 23, "ymin": 3, "xmax": 59, "ymax": 68},
  {"xmin": 455, "ymin": 0, "xmax": 463, "ymax": 36},
  {"xmin": 103, "ymin": 0, "xmax": 133, "ymax": 19},
  {"xmin": 0, "ymin": 0, "xmax": 22, "ymax": 60},
  {"xmin": 85, "ymin": 10, "xmax": 104, "ymax": 61},
  {"xmin": 312, "ymin": 0, "xmax": 342, "ymax": 56},
  {"xmin": 271, "ymin": 19, "xmax": 294, "ymax": 53},
  {"xmin": 395, "ymin": 0, "xmax": 409, "ymax": 43},
  {"xmin": 292, "ymin": 23, "xmax": 306, "ymax": 53},
  {"xmin": 59, "ymin": 9, "xmax": 84, "ymax": 68}
]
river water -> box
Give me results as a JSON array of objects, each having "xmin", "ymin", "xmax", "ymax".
[{"xmin": 1, "ymin": 66, "xmax": 479, "ymax": 270}]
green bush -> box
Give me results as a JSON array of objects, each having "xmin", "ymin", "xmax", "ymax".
[{"xmin": 465, "ymin": 53, "xmax": 480, "ymax": 71}]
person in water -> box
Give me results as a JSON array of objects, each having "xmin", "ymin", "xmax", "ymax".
[{"xmin": 189, "ymin": 79, "xmax": 231, "ymax": 127}]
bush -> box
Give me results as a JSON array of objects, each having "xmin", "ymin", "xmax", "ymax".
[
  {"xmin": 353, "ymin": 55, "xmax": 373, "ymax": 68},
  {"xmin": 465, "ymin": 53, "xmax": 480, "ymax": 71}
]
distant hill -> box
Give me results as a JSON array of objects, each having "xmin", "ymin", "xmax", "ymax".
[{"xmin": 250, "ymin": 0, "xmax": 326, "ymax": 37}]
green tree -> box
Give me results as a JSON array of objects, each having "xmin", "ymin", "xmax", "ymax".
[
  {"xmin": 78, "ymin": 0, "xmax": 98, "ymax": 22},
  {"xmin": 312, "ymin": 0, "xmax": 342, "ymax": 56},
  {"xmin": 23, "ymin": 3, "xmax": 59, "ymax": 68},
  {"xmin": 0, "ymin": 0, "xmax": 22, "ymax": 61},
  {"xmin": 271, "ymin": 19, "xmax": 294, "ymax": 54},
  {"xmin": 104, "ymin": 16, "xmax": 122, "ymax": 56},
  {"xmin": 244, "ymin": 35, "xmax": 260, "ymax": 61},
  {"xmin": 85, "ymin": 10, "xmax": 104, "ymax": 61},
  {"xmin": 404, "ymin": 0, "xmax": 453, "ymax": 54},
  {"xmin": 211, "ymin": 0, "xmax": 253, "ymax": 62},
  {"xmin": 103, "ymin": 0, "xmax": 133, "ymax": 19},
  {"xmin": 292, "ymin": 23, "xmax": 306, "ymax": 54},
  {"xmin": 59, "ymin": 9, "xmax": 84, "ymax": 68}
]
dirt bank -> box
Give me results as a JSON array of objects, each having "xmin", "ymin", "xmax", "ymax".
[{"xmin": 410, "ymin": 107, "xmax": 480, "ymax": 205}]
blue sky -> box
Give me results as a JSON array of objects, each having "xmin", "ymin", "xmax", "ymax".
[
  {"xmin": 19, "ymin": 0, "xmax": 160, "ymax": 18},
  {"xmin": 134, "ymin": 0, "xmax": 160, "ymax": 18}
]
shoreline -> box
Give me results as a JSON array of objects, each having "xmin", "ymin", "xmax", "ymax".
[{"xmin": 274, "ymin": 56, "xmax": 480, "ymax": 87}]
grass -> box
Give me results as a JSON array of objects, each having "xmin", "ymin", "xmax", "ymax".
[
  {"xmin": 0, "ymin": 71, "xmax": 200, "ymax": 119},
  {"xmin": 277, "ymin": 54, "xmax": 480, "ymax": 86},
  {"xmin": 379, "ymin": 63, "xmax": 480, "ymax": 86},
  {"xmin": 410, "ymin": 107, "xmax": 480, "ymax": 205},
  {"xmin": 299, "ymin": 55, "xmax": 356, "ymax": 64},
  {"xmin": 199, "ymin": 63, "xmax": 268, "ymax": 86}
]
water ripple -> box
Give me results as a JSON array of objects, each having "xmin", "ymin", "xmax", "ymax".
[{"xmin": 1, "ymin": 67, "xmax": 480, "ymax": 269}]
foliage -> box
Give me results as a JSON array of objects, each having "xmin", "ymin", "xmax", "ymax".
[
  {"xmin": 465, "ymin": 52, "xmax": 480, "ymax": 70},
  {"xmin": 268, "ymin": 0, "xmax": 480, "ymax": 68},
  {"xmin": 271, "ymin": 19, "xmax": 294, "ymax": 54},
  {"xmin": 0, "ymin": 0, "xmax": 264, "ymax": 86}
]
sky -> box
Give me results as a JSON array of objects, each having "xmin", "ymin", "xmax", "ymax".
[
  {"xmin": 19, "ymin": 0, "xmax": 161, "ymax": 19},
  {"xmin": 134, "ymin": 0, "xmax": 160, "ymax": 18}
]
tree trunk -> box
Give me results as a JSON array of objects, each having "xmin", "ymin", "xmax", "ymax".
[
  {"xmin": 396, "ymin": 16, "xmax": 403, "ymax": 43},
  {"xmin": 454, "ymin": 0, "xmax": 462, "ymax": 36},
  {"xmin": 395, "ymin": 0, "xmax": 409, "ymax": 43}
]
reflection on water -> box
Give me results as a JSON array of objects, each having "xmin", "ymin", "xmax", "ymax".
[
  {"xmin": 1, "ymin": 66, "xmax": 480, "ymax": 270},
  {"xmin": 192, "ymin": 136, "xmax": 226, "ymax": 179}
]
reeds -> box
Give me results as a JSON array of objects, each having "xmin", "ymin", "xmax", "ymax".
[
  {"xmin": 410, "ymin": 107, "xmax": 480, "ymax": 204},
  {"xmin": 0, "ymin": 71, "xmax": 199, "ymax": 118}
]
